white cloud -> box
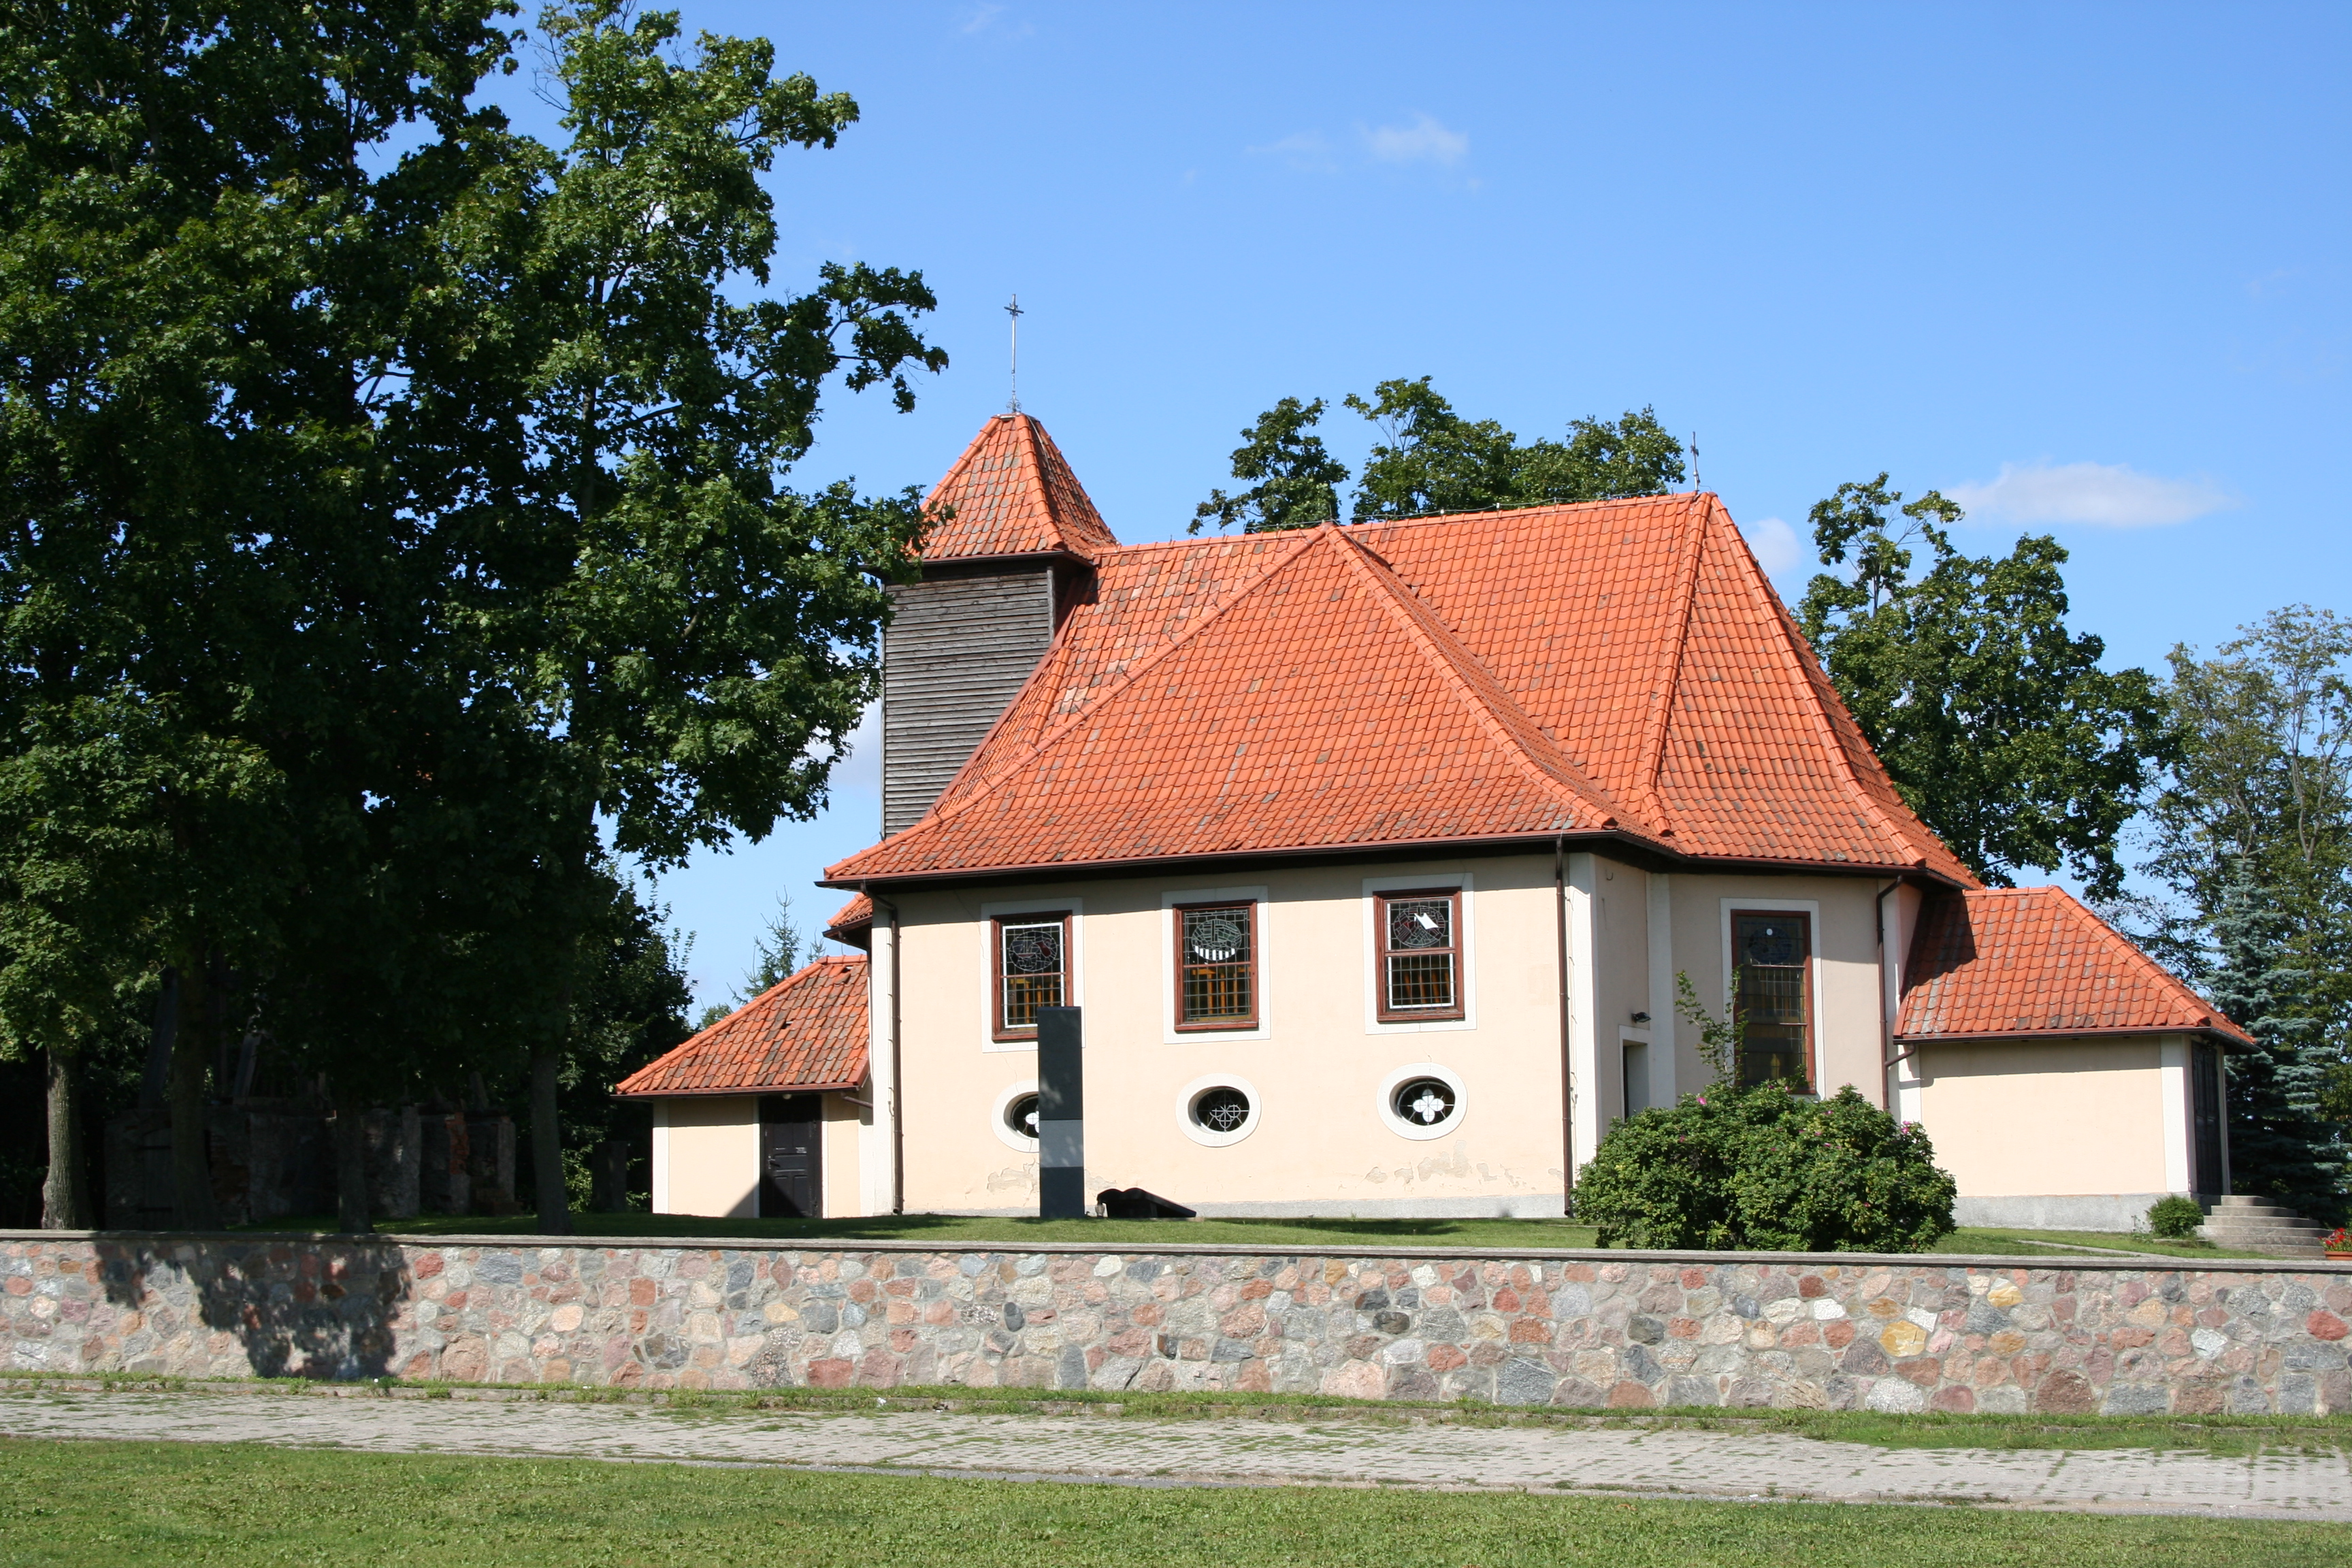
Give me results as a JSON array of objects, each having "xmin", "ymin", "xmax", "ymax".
[
  {"xmin": 1947, "ymin": 460, "xmax": 2238, "ymax": 527},
  {"xmin": 1247, "ymin": 130, "xmax": 1336, "ymax": 174},
  {"xmin": 1741, "ymin": 515, "xmax": 1803, "ymax": 578},
  {"xmin": 1361, "ymin": 112, "xmax": 1469, "ymax": 166}
]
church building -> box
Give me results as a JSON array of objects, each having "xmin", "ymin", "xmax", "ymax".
[{"xmin": 618, "ymin": 410, "xmax": 2245, "ymax": 1232}]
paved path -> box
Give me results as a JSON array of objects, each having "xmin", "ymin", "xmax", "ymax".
[{"xmin": 4, "ymin": 1387, "xmax": 2350, "ymax": 1520}]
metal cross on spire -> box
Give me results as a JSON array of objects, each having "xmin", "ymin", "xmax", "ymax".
[{"xmin": 1004, "ymin": 293, "xmax": 1024, "ymax": 413}]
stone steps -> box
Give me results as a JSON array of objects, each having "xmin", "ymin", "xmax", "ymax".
[{"xmin": 2198, "ymin": 1195, "xmax": 2332, "ymax": 1258}]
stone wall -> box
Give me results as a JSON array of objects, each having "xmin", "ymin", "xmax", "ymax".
[{"xmin": 5, "ymin": 1232, "xmax": 2349, "ymax": 1416}]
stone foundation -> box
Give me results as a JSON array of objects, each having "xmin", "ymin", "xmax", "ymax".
[{"xmin": 5, "ymin": 1232, "xmax": 2348, "ymax": 1415}]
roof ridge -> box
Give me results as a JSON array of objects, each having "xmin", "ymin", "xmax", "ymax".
[
  {"xmin": 1715, "ymin": 501, "xmax": 1946, "ymax": 876},
  {"xmin": 1631, "ymin": 497, "xmax": 1710, "ymax": 834},
  {"xmin": 1326, "ymin": 529, "xmax": 1629, "ymax": 833},
  {"xmin": 2038, "ymin": 887, "xmax": 2235, "ymax": 1031},
  {"xmin": 862, "ymin": 527, "xmax": 1331, "ymax": 849}
]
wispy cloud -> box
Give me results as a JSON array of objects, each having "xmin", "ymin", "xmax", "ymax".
[
  {"xmin": 1247, "ymin": 129, "xmax": 1337, "ymax": 174},
  {"xmin": 1361, "ymin": 112, "xmax": 1469, "ymax": 166},
  {"xmin": 960, "ymin": 3, "xmax": 1030, "ymax": 36},
  {"xmin": 1948, "ymin": 460, "xmax": 2239, "ymax": 528},
  {"xmin": 1741, "ymin": 515, "xmax": 1803, "ymax": 578}
]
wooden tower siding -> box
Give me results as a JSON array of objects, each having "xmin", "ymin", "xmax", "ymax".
[{"xmin": 881, "ymin": 565, "xmax": 1057, "ymax": 835}]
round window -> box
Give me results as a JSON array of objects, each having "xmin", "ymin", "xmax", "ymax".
[
  {"xmin": 1392, "ymin": 1076, "xmax": 1458, "ymax": 1130},
  {"xmin": 1191, "ymin": 1085, "xmax": 1252, "ymax": 1133},
  {"xmin": 1004, "ymin": 1093, "xmax": 1040, "ymax": 1141}
]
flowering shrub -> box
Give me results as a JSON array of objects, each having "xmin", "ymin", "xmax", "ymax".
[
  {"xmin": 2328, "ymin": 1226, "xmax": 2350, "ymax": 1256},
  {"xmin": 1574, "ymin": 1082, "xmax": 1957, "ymax": 1252}
]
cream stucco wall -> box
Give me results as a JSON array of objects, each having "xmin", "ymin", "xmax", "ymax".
[
  {"xmin": 655, "ymin": 1096, "xmax": 759, "ymax": 1218},
  {"xmin": 1914, "ymin": 1034, "xmax": 2182, "ymax": 1199},
  {"xmin": 821, "ymin": 1091, "xmax": 866, "ymax": 1218},
  {"xmin": 893, "ymin": 853, "xmax": 1577, "ymax": 1218},
  {"xmin": 1663, "ymin": 872, "xmax": 1891, "ymax": 1105}
]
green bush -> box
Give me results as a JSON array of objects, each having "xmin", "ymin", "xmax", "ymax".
[
  {"xmin": 1575, "ymin": 1083, "xmax": 1957, "ymax": 1252},
  {"xmin": 2146, "ymin": 1194, "xmax": 2207, "ymax": 1239}
]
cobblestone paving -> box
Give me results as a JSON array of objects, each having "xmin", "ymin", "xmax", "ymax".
[{"xmin": 5, "ymin": 1388, "xmax": 2350, "ymax": 1520}]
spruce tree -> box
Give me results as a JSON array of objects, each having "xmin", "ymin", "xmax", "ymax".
[{"xmin": 2206, "ymin": 862, "xmax": 2344, "ymax": 1220}]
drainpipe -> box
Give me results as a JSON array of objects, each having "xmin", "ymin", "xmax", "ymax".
[
  {"xmin": 1874, "ymin": 880, "xmax": 1897, "ymax": 1109},
  {"xmin": 1555, "ymin": 837, "xmax": 1574, "ymax": 1216},
  {"xmin": 865, "ymin": 883, "xmax": 906, "ymax": 1215}
]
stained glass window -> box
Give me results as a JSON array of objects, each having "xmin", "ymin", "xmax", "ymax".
[
  {"xmin": 1379, "ymin": 892, "xmax": 1461, "ymax": 1017},
  {"xmin": 996, "ymin": 917, "xmax": 1066, "ymax": 1034},
  {"xmin": 1732, "ymin": 911, "xmax": 1811, "ymax": 1089},
  {"xmin": 1177, "ymin": 903, "xmax": 1254, "ymax": 1027}
]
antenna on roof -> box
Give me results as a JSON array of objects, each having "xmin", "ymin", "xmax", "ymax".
[
  {"xmin": 1690, "ymin": 431, "xmax": 1701, "ymax": 493},
  {"xmin": 1004, "ymin": 293, "xmax": 1024, "ymax": 414}
]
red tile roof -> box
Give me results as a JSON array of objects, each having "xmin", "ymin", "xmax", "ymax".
[
  {"xmin": 828, "ymin": 474, "xmax": 1976, "ymax": 885},
  {"xmin": 614, "ymin": 956, "xmax": 869, "ymax": 1098},
  {"xmin": 823, "ymin": 892, "xmax": 872, "ymax": 941},
  {"xmin": 918, "ymin": 413, "xmax": 1117, "ymax": 561},
  {"xmin": 1896, "ymin": 888, "xmax": 2248, "ymax": 1043}
]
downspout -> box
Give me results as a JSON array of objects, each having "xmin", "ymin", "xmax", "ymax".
[
  {"xmin": 1555, "ymin": 837, "xmax": 1574, "ymax": 1216},
  {"xmin": 866, "ymin": 883, "xmax": 906, "ymax": 1215}
]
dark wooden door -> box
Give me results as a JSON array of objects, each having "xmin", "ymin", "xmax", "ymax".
[
  {"xmin": 2191, "ymin": 1041, "xmax": 2225, "ymax": 1196},
  {"xmin": 758, "ymin": 1094, "xmax": 822, "ymax": 1218}
]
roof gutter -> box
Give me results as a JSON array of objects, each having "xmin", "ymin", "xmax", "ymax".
[{"xmin": 616, "ymin": 1079, "xmax": 864, "ymax": 1102}]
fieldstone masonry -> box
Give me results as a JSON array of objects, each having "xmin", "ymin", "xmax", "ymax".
[{"xmin": 5, "ymin": 1232, "xmax": 2350, "ymax": 1416}]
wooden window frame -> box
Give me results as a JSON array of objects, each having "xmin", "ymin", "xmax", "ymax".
[
  {"xmin": 1375, "ymin": 887, "xmax": 1466, "ymax": 1023},
  {"xmin": 1173, "ymin": 900, "xmax": 1259, "ymax": 1032},
  {"xmin": 1728, "ymin": 908, "xmax": 1814, "ymax": 1089},
  {"xmin": 992, "ymin": 911, "xmax": 1071, "ymax": 1042}
]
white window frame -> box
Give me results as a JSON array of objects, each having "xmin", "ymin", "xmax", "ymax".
[
  {"xmin": 1375, "ymin": 1060, "xmax": 1469, "ymax": 1141},
  {"xmin": 1362, "ymin": 872, "xmax": 1477, "ymax": 1034},
  {"xmin": 1717, "ymin": 897, "xmax": 1823, "ymax": 1083},
  {"xmin": 979, "ymin": 896, "xmax": 1084, "ymax": 1052},
  {"xmin": 991, "ymin": 1077, "xmax": 1041, "ymax": 1153},
  {"xmin": 1176, "ymin": 1072, "xmax": 1263, "ymax": 1148},
  {"xmin": 1160, "ymin": 885, "xmax": 1271, "ymax": 1043}
]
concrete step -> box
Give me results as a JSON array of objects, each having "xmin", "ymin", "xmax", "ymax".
[{"xmin": 2198, "ymin": 1195, "xmax": 2332, "ymax": 1257}]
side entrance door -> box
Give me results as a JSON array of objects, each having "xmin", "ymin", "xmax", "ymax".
[
  {"xmin": 758, "ymin": 1094, "xmax": 822, "ymax": 1218},
  {"xmin": 2190, "ymin": 1041, "xmax": 2226, "ymax": 1196}
]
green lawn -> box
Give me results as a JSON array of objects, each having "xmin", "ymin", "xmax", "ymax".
[
  {"xmin": 224, "ymin": 1209, "xmax": 2278, "ymax": 1259},
  {"xmin": 0, "ymin": 1438, "xmax": 2338, "ymax": 1566}
]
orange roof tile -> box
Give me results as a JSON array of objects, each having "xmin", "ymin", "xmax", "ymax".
[
  {"xmin": 828, "ymin": 453, "xmax": 1978, "ymax": 885},
  {"xmin": 615, "ymin": 956, "xmax": 868, "ymax": 1098},
  {"xmin": 823, "ymin": 893, "xmax": 872, "ymax": 941},
  {"xmin": 830, "ymin": 525, "xmax": 1637, "ymax": 879},
  {"xmin": 919, "ymin": 413, "xmax": 1118, "ymax": 561},
  {"xmin": 1896, "ymin": 888, "xmax": 2248, "ymax": 1043}
]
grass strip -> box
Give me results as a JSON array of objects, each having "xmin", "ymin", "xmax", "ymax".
[
  {"xmin": 0, "ymin": 1437, "xmax": 2341, "ymax": 1566},
  {"xmin": 216, "ymin": 1211, "xmax": 2282, "ymax": 1260},
  {"xmin": 9, "ymin": 1373, "xmax": 2349, "ymax": 1458}
]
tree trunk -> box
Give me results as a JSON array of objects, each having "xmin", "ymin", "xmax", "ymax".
[
  {"xmin": 529, "ymin": 1049, "xmax": 572, "ymax": 1235},
  {"xmin": 167, "ymin": 958, "xmax": 221, "ymax": 1230},
  {"xmin": 41, "ymin": 1049, "xmax": 91, "ymax": 1230},
  {"xmin": 328, "ymin": 1081, "xmax": 371, "ymax": 1236}
]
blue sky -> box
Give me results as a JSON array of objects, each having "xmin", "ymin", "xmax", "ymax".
[{"xmin": 487, "ymin": 3, "xmax": 2350, "ymax": 1010}]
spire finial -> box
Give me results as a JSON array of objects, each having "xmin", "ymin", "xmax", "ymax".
[{"xmin": 1004, "ymin": 293, "xmax": 1024, "ymax": 413}]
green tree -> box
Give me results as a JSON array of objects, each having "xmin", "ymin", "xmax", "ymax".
[
  {"xmin": 425, "ymin": 1, "xmax": 944, "ymax": 1232},
  {"xmin": 1796, "ymin": 475, "xmax": 2168, "ymax": 899},
  {"xmin": 0, "ymin": 0, "xmax": 516, "ymax": 1226},
  {"xmin": 1191, "ymin": 397, "xmax": 1350, "ymax": 533},
  {"xmin": 737, "ymin": 894, "xmax": 806, "ymax": 1002},
  {"xmin": 2140, "ymin": 607, "xmax": 2351, "ymax": 1195},
  {"xmin": 1344, "ymin": 378, "xmax": 1687, "ymax": 521}
]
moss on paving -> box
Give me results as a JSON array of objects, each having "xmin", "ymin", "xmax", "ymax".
[{"xmin": 1, "ymin": 1437, "xmax": 2340, "ymax": 1566}]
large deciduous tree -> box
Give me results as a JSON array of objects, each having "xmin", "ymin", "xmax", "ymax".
[
  {"xmin": 423, "ymin": 1, "xmax": 943, "ymax": 1231},
  {"xmin": 1795, "ymin": 475, "xmax": 2168, "ymax": 900}
]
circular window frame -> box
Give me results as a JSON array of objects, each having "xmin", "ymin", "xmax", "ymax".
[
  {"xmin": 1377, "ymin": 1062, "xmax": 1467, "ymax": 1141},
  {"xmin": 991, "ymin": 1079, "xmax": 1041, "ymax": 1152},
  {"xmin": 1176, "ymin": 1072, "xmax": 1262, "ymax": 1148}
]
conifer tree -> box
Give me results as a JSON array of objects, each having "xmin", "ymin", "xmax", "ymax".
[{"xmin": 2205, "ymin": 862, "xmax": 2344, "ymax": 1219}]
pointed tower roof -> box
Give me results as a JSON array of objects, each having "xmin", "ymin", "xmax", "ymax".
[{"xmin": 919, "ymin": 412, "xmax": 1118, "ymax": 562}]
